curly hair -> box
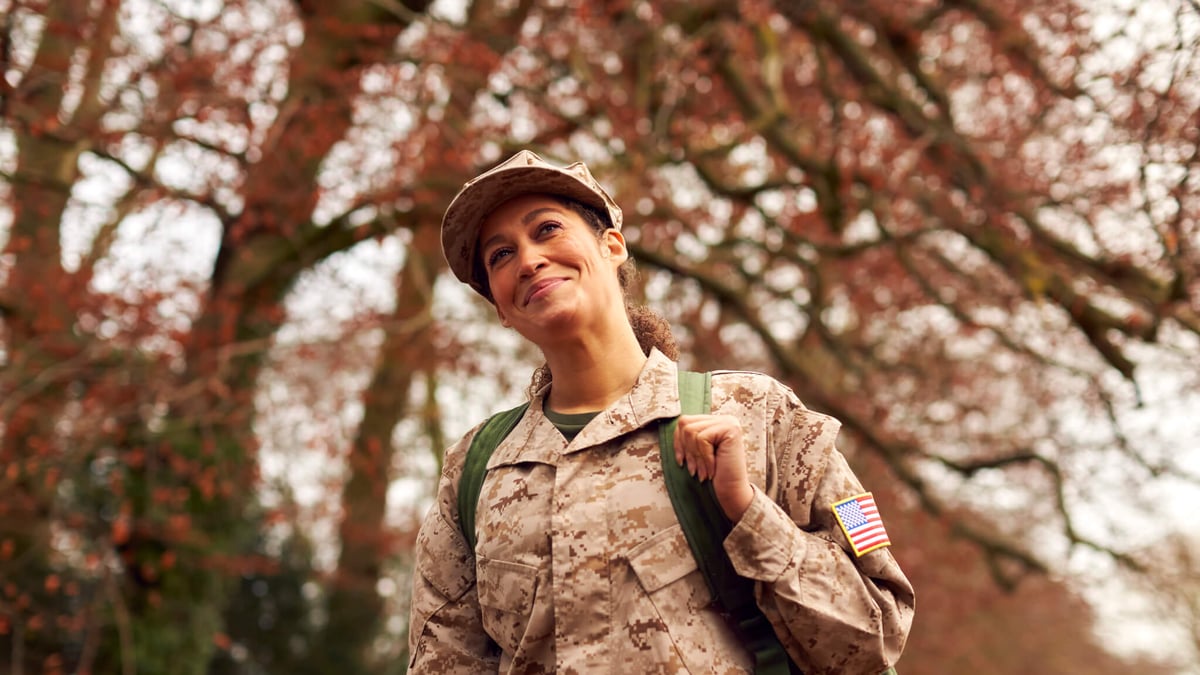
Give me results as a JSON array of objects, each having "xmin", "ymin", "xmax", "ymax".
[{"xmin": 524, "ymin": 195, "xmax": 679, "ymax": 395}]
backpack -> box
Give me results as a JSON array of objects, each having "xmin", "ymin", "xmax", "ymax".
[{"xmin": 457, "ymin": 370, "xmax": 897, "ymax": 675}]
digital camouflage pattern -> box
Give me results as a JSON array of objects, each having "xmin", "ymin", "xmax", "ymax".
[{"xmin": 408, "ymin": 350, "xmax": 915, "ymax": 673}]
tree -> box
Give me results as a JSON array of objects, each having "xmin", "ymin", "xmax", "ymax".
[
  {"xmin": 1, "ymin": 0, "xmax": 1197, "ymax": 672},
  {"xmin": 2, "ymin": 0, "xmax": 430, "ymax": 671},
  {"xmin": 856, "ymin": 455, "xmax": 1181, "ymax": 674}
]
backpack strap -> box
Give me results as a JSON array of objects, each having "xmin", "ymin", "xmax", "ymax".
[
  {"xmin": 457, "ymin": 401, "xmax": 529, "ymax": 551},
  {"xmin": 659, "ymin": 370, "xmax": 799, "ymax": 675}
]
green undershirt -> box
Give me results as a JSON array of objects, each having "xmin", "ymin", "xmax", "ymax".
[{"xmin": 542, "ymin": 404, "xmax": 599, "ymax": 442}]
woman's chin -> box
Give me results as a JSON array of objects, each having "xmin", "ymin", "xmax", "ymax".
[{"xmin": 513, "ymin": 308, "xmax": 588, "ymax": 344}]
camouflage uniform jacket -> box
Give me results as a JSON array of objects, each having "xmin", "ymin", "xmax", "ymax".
[{"xmin": 408, "ymin": 349, "xmax": 915, "ymax": 674}]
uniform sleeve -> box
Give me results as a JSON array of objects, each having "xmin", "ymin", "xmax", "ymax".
[
  {"xmin": 407, "ymin": 431, "xmax": 500, "ymax": 673},
  {"xmin": 721, "ymin": 390, "xmax": 915, "ymax": 675}
]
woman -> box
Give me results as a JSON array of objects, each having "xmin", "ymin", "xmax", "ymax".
[{"xmin": 408, "ymin": 150, "xmax": 915, "ymax": 673}]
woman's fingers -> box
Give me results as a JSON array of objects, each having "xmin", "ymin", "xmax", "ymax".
[
  {"xmin": 690, "ymin": 436, "xmax": 717, "ymax": 480},
  {"xmin": 673, "ymin": 413, "xmax": 754, "ymax": 521},
  {"xmin": 674, "ymin": 414, "xmax": 738, "ymax": 481},
  {"xmin": 674, "ymin": 415, "xmax": 705, "ymax": 478}
]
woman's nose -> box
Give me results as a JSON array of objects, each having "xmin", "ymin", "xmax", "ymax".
[{"xmin": 516, "ymin": 245, "xmax": 547, "ymax": 276}]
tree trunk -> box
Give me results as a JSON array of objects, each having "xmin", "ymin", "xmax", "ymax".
[
  {"xmin": 309, "ymin": 223, "xmax": 441, "ymax": 673},
  {"xmin": 89, "ymin": 4, "xmax": 422, "ymax": 672}
]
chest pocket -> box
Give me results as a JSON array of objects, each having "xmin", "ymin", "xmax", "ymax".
[
  {"xmin": 628, "ymin": 524, "xmax": 751, "ymax": 672},
  {"xmin": 475, "ymin": 556, "xmax": 541, "ymax": 655},
  {"xmin": 628, "ymin": 524, "xmax": 712, "ymax": 609}
]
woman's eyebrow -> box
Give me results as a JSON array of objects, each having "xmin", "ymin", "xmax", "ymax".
[
  {"xmin": 478, "ymin": 232, "xmax": 507, "ymax": 252},
  {"xmin": 521, "ymin": 206, "xmax": 569, "ymax": 225},
  {"xmin": 480, "ymin": 206, "xmax": 568, "ymax": 251}
]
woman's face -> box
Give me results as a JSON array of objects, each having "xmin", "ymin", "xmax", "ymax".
[{"xmin": 477, "ymin": 193, "xmax": 628, "ymax": 342}]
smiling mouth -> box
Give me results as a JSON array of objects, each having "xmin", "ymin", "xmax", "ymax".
[{"xmin": 523, "ymin": 278, "xmax": 565, "ymax": 305}]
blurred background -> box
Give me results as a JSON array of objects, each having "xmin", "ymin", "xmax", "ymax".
[{"xmin": 2, "ymin": 0, "xmax": 1199, "ymax": 673}]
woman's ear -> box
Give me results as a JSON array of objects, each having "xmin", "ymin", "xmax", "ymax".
[{"xmin": 601, "ymin": 228, "xmax": 629, "ymax": 264}]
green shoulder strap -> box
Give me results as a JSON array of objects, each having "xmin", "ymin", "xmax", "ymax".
[
  {"xmin": 457, "ymin": 401, "xmax": 529, "ymax": 551},
  {"xmin": 659, "ymin": 370, "xmax": 799, "ymax": 675}
]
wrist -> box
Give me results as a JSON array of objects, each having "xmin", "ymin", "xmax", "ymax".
[{"xmin": 717, "ymin": 482, "xmax": 754, "ymax": 523}]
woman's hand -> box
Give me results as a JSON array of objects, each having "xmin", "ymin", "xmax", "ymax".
[{"xmin": 673, "ymin": 414, "xmax": 755, "ymax": 522}]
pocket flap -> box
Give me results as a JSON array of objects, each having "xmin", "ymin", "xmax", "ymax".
[
  {"xmin": 628, "ymin": 524, "xmax": 700, "ymax": 593},
  {"xmin": 476, "ymin": 557, "xmax": 539, "ymax": 614}
]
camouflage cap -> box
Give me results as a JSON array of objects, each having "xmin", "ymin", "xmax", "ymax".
[{"xmin": 441, "ymin": 150, "xmax": 624, "ymax": 298}]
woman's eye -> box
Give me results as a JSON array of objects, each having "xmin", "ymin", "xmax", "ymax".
[
  {"xmin": 537, "ymin": 221, "xmax": 562, "ymax": 236},
  {"xmin": 487, "ymin": 248, "xmax": 512, "ymax": 267}
]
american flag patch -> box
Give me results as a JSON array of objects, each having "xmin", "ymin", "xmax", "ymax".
[{"xmin": 832, "ymin": 492, "xmax": 891, "ymax": 557}]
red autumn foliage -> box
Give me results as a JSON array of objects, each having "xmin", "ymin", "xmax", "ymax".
[{"xmin": 1, "ymin": 0, "xmax": 1197, "ymax": 673}]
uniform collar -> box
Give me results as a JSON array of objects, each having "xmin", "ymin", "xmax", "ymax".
[{"xmin": 487, "ymin": 349, "xmax": 681, "ymax": 468}]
